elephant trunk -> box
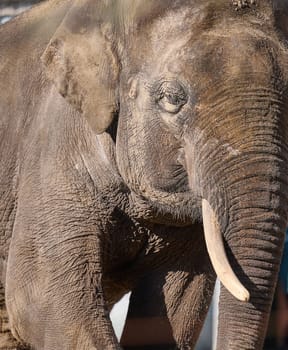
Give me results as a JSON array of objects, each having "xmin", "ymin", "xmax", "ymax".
[
  {"xmin": 185, "ymin": 104, "xmax": 288, "ymax": 347},
  {"xmin": 199, "ymin": 154, "xmax": 288, "ymax": 349},
  {"xmin": 215, "ymin": 196, "xmax": 287, "ymax": 349}
]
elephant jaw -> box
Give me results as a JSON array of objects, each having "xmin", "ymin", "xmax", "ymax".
[{"xmin": 202, "ymin": 199, "xmax": 250, "ymax": 302}]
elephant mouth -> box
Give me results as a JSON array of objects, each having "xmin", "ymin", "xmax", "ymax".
[
  {"xmin": 202, "ymin": 199, "xmax": 250, "ymax": 302},
  {"xmin": 127, "ymin": 180, "xmax": 250, "ymax": 301},
  {"xmin": 127, "ymin": 185, "xmax": 202, "ymax": 226}
]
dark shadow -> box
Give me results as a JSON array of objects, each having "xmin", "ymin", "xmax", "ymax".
[{"xmin": 120, "ymin": 272, "xmax": 178, "ymax": 350}]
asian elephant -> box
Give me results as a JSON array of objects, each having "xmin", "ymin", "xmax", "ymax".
[{"xmin": 0, "ymin": 0, "xmax": 288, "ymax": 349}]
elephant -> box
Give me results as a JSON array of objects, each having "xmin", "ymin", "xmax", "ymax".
[{"xmin": 0, "ymin": 0, "xmax": 288, "ymax": 349}]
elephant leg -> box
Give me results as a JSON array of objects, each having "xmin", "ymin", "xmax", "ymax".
[
  {"xmin": 0, "ymin": 282, "xmax": 27, "ymax": 350},
  {"xmin": 163, "ymin": 269, "xmax": 216, "ymax": 349},
  {"xmin": 6, "ymin": 236, "xmax": 120, "ymax": 350},
  {"xmin": 5, "ymin": 202, "xmax": 121, "ymax": 349},
  {"xmin": 120, "ymin": 271, "xmax": 177, "ymax": 350},
  {"xmin": 121, "ymin": 242, "xmax": 216, "ymax": 350},
  {"xmin": 161, "ymin": 229, "xmax": 216, "ymax": 349},
  {"xmin": 121, "ymin": 269, "xmax": 215, "ymax": 350}
]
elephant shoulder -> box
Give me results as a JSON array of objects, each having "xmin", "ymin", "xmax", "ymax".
[
  {"xmin": 0, "ymin": 0, "xmax": 73, "ymax": 116},
  {"xmin": 0, "ymin": 0, "xmax": 71, "ymax": 61}
]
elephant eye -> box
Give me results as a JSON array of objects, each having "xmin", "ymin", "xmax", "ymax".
[{"xmin": 157, "ymin": 82, "xmax": 187, "ymax": 114}]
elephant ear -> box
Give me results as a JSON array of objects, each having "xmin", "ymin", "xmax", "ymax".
[{"xmin": 41, "ymin": 0, "xmax": 119, "ymax": 134}]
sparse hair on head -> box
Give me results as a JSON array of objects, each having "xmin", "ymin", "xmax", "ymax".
[{"xmin": 232, "ymin": 0, "xmax": 256, "ymax": 10}]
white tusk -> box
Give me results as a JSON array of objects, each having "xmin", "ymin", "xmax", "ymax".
[{"xmin": 202, "ymin": 199, "xmax": 250, "ymax": 302}]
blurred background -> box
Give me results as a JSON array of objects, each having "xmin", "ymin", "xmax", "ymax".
[{"xmin": 0, "ymin": 0, "xmax": 41, "ymax": 24}]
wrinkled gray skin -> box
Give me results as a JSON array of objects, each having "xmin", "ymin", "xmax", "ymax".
[{"xmin": 0, "ymin": 0, "xmax": 288, "ymax": 349}]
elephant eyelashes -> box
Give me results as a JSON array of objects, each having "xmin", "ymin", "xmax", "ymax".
[{"xmin": 157, "ymin": 81, "xmax": 187, "ymax": 114}]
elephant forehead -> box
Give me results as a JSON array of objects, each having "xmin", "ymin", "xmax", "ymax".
[
  {"xmin": 140, "ymin": 13, "xmax": 224, "ymax": 64},
  {"xmin": 148, "ymin": 5, "xmax": 208, "ymax": 50},
  {"xmin": 126, "ymin": 2, "xmax": 288, "ymax": 92},
  {"xmin": 143, "ymin": 6, "xmax": 211, "ymax": 74},
  {"xmin": 147, "ymin": 22, "xmax": 285, "ymax": 85}
]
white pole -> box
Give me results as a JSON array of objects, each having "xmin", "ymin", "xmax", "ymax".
[{"xmin": 212, "ymin": 280, "xmax": 220, "ymax": 350}]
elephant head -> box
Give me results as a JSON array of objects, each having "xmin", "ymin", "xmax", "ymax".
[{"xmin": 42, "ymin": 0, "xmax": 288, "ymax": 348}]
